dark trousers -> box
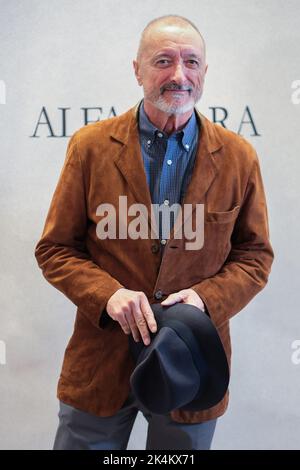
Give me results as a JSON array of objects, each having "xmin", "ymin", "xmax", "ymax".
[{"xmin": 53, "ymin": 391, "xmax": 217, "ymax": 450}]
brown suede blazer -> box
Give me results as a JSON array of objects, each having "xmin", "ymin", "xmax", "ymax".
[{"xmin": 35, "ymin": 103, "xmax": 274, "ymax": 423}]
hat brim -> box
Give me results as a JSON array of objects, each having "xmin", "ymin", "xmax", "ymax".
[{"xmin": 129, "ymin": 303, "xmax": 229, "ymax": 412}]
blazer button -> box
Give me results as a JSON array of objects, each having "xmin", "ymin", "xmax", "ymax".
[
  {"xmin": 154, "ymin": 290, "xmax": 163, "ymax": 300},
  {"xmin": 151, "ymin": 244, "xmax": 160, "ymax": 254}
]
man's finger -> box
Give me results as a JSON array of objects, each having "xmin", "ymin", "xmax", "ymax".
[
  {"xmin": 116, "ymin": 310, "xmax": 131, "ymax": 335},
  {"xmin": 161, "ymin": 292, "xmax": 183, "ymax": 306},
  {"xmin": 140, "ymin": 296, "xmax": 157, "ymax": 333},
  {"xmin": 133, "ymin": 305, "xmax": 150, "ymax": 346},
  {"xmin": 125, "ymin": 310, "xmax": 141, "ymax": 342}
]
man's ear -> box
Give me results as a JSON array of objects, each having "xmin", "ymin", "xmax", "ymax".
[{"xmin": 133, "ymin": 60, "xmax": 143, "ymax": 86}]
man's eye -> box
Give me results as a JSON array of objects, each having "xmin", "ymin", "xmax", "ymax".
[
  {"xmin": 187, "ymin": 60, "xmax": 199, "ymax": 67},
  {"xmin": 156, "ymin": 59, "xmax": 170, "ymax": 66}
]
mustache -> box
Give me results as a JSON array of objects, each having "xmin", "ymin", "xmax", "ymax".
[{"xmin": 161, "ymin": 83, "xmax": 193, "ymax": 93}]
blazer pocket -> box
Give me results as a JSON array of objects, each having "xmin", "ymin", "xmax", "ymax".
[{"xmin": 206, "ymin": 205, "xmax": 240, "ymax": 223}]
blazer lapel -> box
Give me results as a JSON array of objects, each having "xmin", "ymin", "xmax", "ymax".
[
  {"xmin": 172, "ymin": 110, "xmax": 223, "ymax": 237},
  {"xmin": 110, "ymin": 105, "xmax": 223, "ymax": 241},
  {"xmin": 111, "ymin": 104, "xmax": 159, "ymax": 238}
]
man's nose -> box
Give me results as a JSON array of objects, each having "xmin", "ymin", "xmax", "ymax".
[{"xmin": 171, "ymin": 63, "xmax": 186, "ymax": 84}]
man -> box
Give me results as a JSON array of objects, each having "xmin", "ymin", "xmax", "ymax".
[{"xmin": 35, "ymin": 15, "xmax": 274, "ymax": 450}]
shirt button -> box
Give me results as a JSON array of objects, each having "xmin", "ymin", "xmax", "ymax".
[
  {"xmin": 163, "ymin": 199, "xmax": 169, "ymax": 206},
  {"xmin": 167, "ymin": 159, "xmax": 172, "ymax": 165},
  {"xmin": 147, "ymin": 139, "xmax": 151, "ymax": 146},
  {"xmin": 185, "ymin": 143, "xmax": 190, "ymax": 150},
  {"xmin": 157, "ymin": 132, "xmax": 163, "ymax": 138},
  {"xmin": 160, "ymin": 239, "xmax": 167, "ymax": 245},
  {"xmin": 154, "ymin": 290, "xmax": 163, "ymax": 300},
  {"xmin": 151, "ymin": 244, "xmax": 159, "ymax": 254}
]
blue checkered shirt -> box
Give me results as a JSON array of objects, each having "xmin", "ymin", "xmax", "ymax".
[{"xmin": 138, "ymin": 100, "xmax": 199, "ymax": 242}]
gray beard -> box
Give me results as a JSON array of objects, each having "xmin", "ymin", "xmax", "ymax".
[
  {"xmin": 153, "ymin": 96, "xmax": 195, "ymax": 114},
  {"xmin": 149, "ymin": 89, "xmax": 203, "ymax": 115}
]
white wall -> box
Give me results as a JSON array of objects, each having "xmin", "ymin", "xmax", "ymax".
[{"xmin": 0, "ymin": 0, "xmax": 299, "ymax": 449}]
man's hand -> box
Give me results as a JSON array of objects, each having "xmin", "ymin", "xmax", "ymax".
[
  {"xmin": 106, "ymin": 288, "xmax": 157, "ymax": 345},
  {"xmin": 161, "ymin": 288, "xmax": 206, "ymax": 311}
]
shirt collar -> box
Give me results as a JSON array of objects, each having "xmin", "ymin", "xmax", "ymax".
[{"xmin": 138, "ymin": 100, "xmax": 197, "ymax": 152}]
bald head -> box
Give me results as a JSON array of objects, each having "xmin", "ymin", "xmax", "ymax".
[{"xmin": 137, "ymin": 15, "xmax": 206, "ymax": 62}]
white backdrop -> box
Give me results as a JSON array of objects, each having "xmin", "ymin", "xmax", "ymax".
[{"xmin": 0, "ymin": 0, "xmax": 299, "ymax": 449}]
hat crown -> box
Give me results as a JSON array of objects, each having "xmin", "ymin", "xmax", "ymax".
[{"xmin": 130, "ymin": 327, "xmax": 200, "ymax": 414}]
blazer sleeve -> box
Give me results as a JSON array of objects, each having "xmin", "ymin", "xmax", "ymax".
[
  {"xmin": 191, "ymin": 153, "xmax": 274, "ymax": 328},
  {"xmin": 34, "ymin": 132, "xmax": 124, "ymax": 329}
]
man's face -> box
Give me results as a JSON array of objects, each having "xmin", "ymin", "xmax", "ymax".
[{"xmin": 134, "ymin": 24, "xmax": 208, "ymax": 115}]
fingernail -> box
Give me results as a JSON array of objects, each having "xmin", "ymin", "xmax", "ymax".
[{"xmin": 144, "ymin": 338, "xmax": 150, "ymax": 346}]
